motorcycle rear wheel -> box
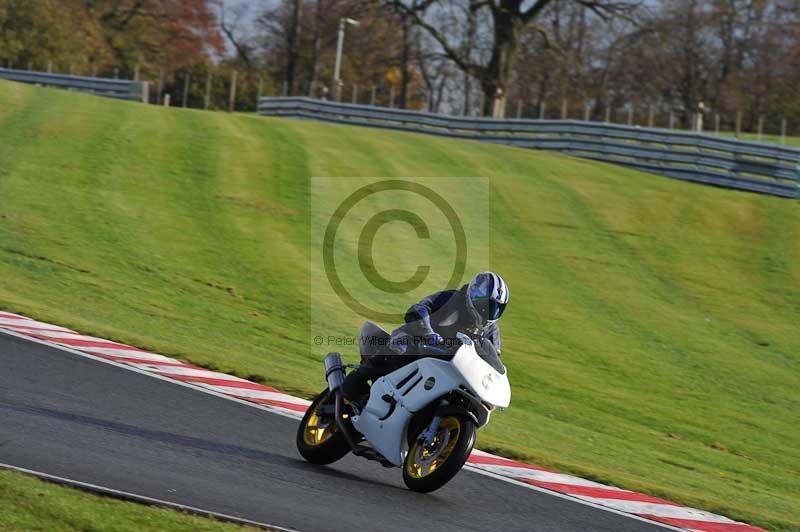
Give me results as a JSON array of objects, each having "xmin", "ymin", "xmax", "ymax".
[
  {"xmin": 402, "ymin": 414, "xmax": 476, "ymax": 493},
  {"xmin": 296, "ymin": 390, "xmax": 351, "ymax": 464}
]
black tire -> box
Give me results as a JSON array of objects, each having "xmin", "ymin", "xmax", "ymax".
[
  {"xmin": 402, "ymin": 414, "xmax": 476, "ymax": 493},
  {"xmin": 296, "ymin": 390, "xmax": 351, "ymax": 465}
]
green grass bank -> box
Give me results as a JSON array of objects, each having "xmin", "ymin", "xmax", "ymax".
[
  {"xmin": 0, "ymin": 81, "xmax": 798, "ymax": 530},
  {"xmin": 0, "ymin": 470, "xmax": 254, "ymax": 531}
]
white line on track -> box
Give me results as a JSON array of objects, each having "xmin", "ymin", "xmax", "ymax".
[
  {"xmin": 0, "ymin": 462, "xmax": 300, "ymax": 532},
  {"xmin": 0, "ymin": 327, "xmax": 688, "ymax": 531}
]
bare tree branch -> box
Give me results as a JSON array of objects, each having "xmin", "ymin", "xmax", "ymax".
[
  {"xmin": 573, "ymin": 0, "xmax": 639, "ymax": 22},
  {"xmin": 521, "ymin": 0, "xmax": 555, "ymax": 24},
  {"xmin": 529, "ymin": 22, "xmax": 563, "ymax": 55},
  {"xmin": 220, "ymin": 4, "xmax": 253, "ymax": 67},
  {"xmin": 390, "ymin": 0, "xmax": 487, "ymax": 78}
]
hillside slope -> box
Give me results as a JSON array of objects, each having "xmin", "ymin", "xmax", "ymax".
[{"xmin": 0, "ymin": 80, "xmax": 798, "ymax": 529}]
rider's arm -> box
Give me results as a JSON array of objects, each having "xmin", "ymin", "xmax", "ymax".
[
  {"xmin": 404, "ymin": 290, "xmax": 453, "ymax": 336},
  {"xmin": 485, "ymin": 322, "xmax": 501, "ymax": 355}
]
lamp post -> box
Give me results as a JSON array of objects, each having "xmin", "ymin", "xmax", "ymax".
[{"xmin": 332, "ymin": 17, "xmax": 359, "ymax": 101}]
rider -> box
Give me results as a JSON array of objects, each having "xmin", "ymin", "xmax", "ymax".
[{"xmin": 341, "ymin": 271, "xmax": 510, "ymax": 404}]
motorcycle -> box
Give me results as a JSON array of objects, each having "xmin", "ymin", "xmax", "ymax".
[{"xmin": 296, "ymin": 321, "xmax": 511, "ymax": 492}]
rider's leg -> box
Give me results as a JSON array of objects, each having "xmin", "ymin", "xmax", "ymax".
[
  {"xmin": 341, "ymin": 342, "xmax": 418, "ymax": 403},
  {"xmin": 342, "ymin": 362, "xmax": 391, "ymax": 403},
  {"xmin": 341, "ymin": 363, "xmax": 378, "ymax": 400}
]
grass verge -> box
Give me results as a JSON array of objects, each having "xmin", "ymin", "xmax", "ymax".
[
  {"xmin": 0, "ymin": 80, "xmax": 798, "ymax": 529},
  {"xmin": 0, "ymin": 470, "xmax": 254, "ymax": 531}
]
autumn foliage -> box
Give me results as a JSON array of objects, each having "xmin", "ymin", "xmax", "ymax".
[{"xmin": 0, "ymin": 0, "xmax": 223, "ymax": 76}]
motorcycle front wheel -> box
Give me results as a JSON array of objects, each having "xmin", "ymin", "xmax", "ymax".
[
  {"xmin": 296, "ymin": 390, "xmax": 351, "ymax": 464},
  {"xmin": 402, "ymin": 414, "xmax": 476, "ymax": 493}
]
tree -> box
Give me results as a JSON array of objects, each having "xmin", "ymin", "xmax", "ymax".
[
  {"xmin": 0, "ymin": 0, "xmax": 105, "ymax": 70},
  {"xmin": 303, "ymin": 0, "xmax": 330, "ymax": 95},
  {"xmin": 0, "ymin": 0, "xmax": 223, "ymax": 77},
  {"xmin": 256, "ymin": 0, "xmax": 428, "ymax": 106},
  {"xmin": 220, "ymin": 0, "xmax": 257, "ymax": 69},
  {"xmin": 84, "ymin": 0, "xmax": 224, "ymax": 73},
  {"xmin": 284, "ymin": 0, "xmax": 303, "ymax": 94},
  {"xmin": 392, "ymin": 0, "xmax": 637, "ymax": 116}
]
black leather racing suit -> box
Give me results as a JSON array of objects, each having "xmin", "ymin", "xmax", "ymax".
[{"xmin": 341, "ymin": 284, "xmax": 501, "ymax": 400}]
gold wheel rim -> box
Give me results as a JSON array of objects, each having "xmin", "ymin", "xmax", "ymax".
[
  {"xmin": 405, "ymin": 416, "xmax": 461, "ymax": 478},
  {"xmin": 303, "ymin": 402, "xmax": 337, "ymax": 446}
]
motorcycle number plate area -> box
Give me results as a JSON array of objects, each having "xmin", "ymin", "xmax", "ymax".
[
  {"xmin": 398, "ymin": 358, "xmax": 464, "ymax": 412},
  {"xmin": 353, "ymin": 376, "xmax": 413, "ymax": 466},
  {"xmin": 361, "ymin": 377, "xmax": 396, "ymax": 420}
]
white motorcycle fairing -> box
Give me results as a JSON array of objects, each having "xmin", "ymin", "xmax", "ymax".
[{"xmin": 351, "ymin": 334, "xmax": 510, "ymax": 466}]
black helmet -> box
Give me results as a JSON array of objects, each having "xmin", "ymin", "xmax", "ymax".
[{"xmin": 466, "ymin": 272, "xmax": 509, "ymax": 325}]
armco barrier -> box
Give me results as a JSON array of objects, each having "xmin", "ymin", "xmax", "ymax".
[
  {"xmin": 258, "ymin": 97, "xmax": 800, "ymax": 199},
  {"xmin": 0, "ymin": 68, "xmax": 148, "ymax": 102}
]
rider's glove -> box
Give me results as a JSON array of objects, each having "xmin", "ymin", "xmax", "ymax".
[
  {"xmin": 423, "ymin": 332, "xmax": 445, "ymax": 347},
  {"xmin": 389, "ymin": 333, "xmax": 409, "ymax": 354}
]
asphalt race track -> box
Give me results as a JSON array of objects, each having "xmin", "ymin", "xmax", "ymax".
[{"xmin": 0, "ymin": 332, "xmax": 670, "ymax": 532}]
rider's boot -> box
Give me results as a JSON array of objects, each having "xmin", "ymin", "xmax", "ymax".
[{"xmin": 341, "ymin": 365, "xmax": 376, "ymax": 414}]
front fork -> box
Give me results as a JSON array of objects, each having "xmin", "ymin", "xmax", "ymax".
[{"xmin": 418, "ymin": 400, "xmax": 448, "ymax": 447}]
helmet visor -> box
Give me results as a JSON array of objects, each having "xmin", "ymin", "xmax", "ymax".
[{"xmin": 472, "ymin": 297, "xmax": 507, "ymax": 322}]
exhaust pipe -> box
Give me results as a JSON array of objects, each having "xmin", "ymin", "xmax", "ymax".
[
  {"xmin": 324, "ymin": 352, "xmax": 361, "ymax": 454},
  {"xmin": 324, "ymin": 352, "xmax": 345, "ymax": 392},
  {"xmin": 324, "ymin": 353, "xmax": 385, "ymax": 462}
]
